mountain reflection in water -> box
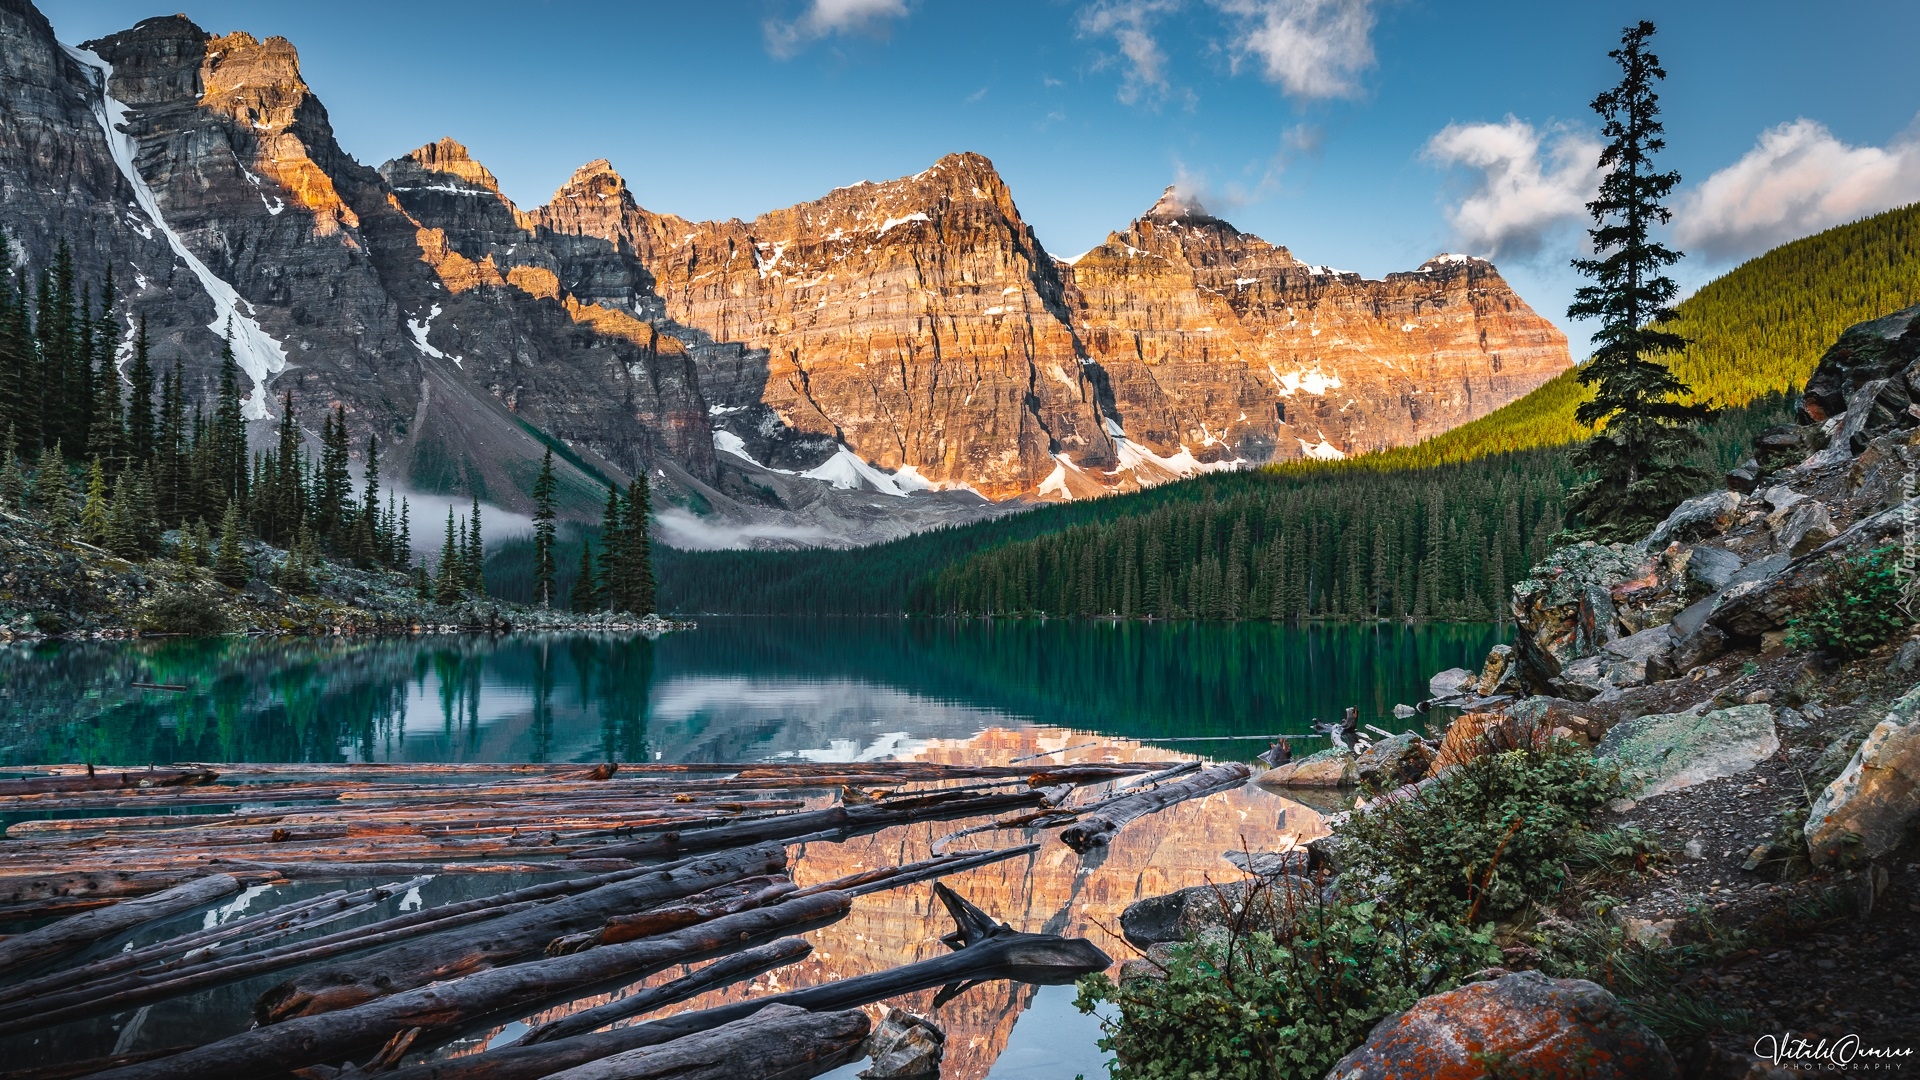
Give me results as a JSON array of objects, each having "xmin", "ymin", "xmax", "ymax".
[{"xmin": 0, "ymin": 618, "xmax": 1500, "ymax": 1078}]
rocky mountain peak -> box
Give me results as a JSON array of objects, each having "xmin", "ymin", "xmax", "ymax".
[
  {"xmin": 1144, "ymin": 184, "xmax": 1211, "ymax": 223},
  {"xmin": 396, "ymin": 137, "xmax": 503, "ymax": 193},
  {"xmin": 554, "ymin": 158, "xmax": 631, "ymax": 204}
]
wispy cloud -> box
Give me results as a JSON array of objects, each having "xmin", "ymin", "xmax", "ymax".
[
  {"xmin": 1676, "ymin": 118, "xmax": 1920, "ymax": 263},
  {"xmin": 1166, "ymin": 124, "xmax": 1319, "ymax": 214},
  {"xmin": 765, "ymin": 0, "xmax": 910, "ymax": 57},
  {"xmin": 1077, "ymin": 0, "xmax": 1182, "ymax": 105},
  {"xmin": 1212, "ymin": 0, "xmax": 1378, "ymax": 101},
  {"xmin": 1424, "ymin": 117, "xmax": 1602, "ymax": 259}
]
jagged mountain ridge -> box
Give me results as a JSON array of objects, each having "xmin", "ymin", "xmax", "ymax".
[{"xmin": 0, "ymin": 0, "xmax": 1571, "ymax": 548}]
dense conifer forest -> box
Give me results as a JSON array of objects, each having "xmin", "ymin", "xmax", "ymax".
[{"xmin": 659, "ymin": 201, "xmax": 1920, "ymax": 619}]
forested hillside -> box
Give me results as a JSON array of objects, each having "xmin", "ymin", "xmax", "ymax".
[{"xmin": 659, "ymin": 202, "xmax": 1920, "ymax": 619}]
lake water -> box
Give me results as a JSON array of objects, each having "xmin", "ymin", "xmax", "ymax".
[{"xmin": 0, "ymin": 619, "xmax": 1500, "ymax": 1078}]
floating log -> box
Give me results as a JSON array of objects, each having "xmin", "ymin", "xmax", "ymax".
[
  {"xmin": 129, "ymin": 681, "xmax": 190, "ymax": 692},
  {"xmin": 0, "ymin": 873, "xmax": 240, "ymax": 975},
  {"xmin": 369, "ymin": 884, "xmax": 1109, "ymax": 1080},
  {"xmin": 0, "ymin": 767, "xmax": 216, "ymax": 797},
  {"xmin": 85, "ymin": 891, "xmax": 857, "ymax": 1080},
  {"xmin": 0, "ymin": 868, "xmax": 273, "ymax": 917},
  {"xmin": 548, "ymin": 876, "xmax": 797, "ymax": 956},
  {"xmin": 539, "ymin": 1004, "xmax": 869, "ymax": 1080},
  {"xmin": 520, "ymin": 938, "xmax": 813, "ymax": 1046},
  {"xmin": 254, "ymin": 842, "xmax": 790, "ymax": 1022},
  {"xmin": 1059, "ymin": 762, "xmax": 1252, "ymax": 852},
  {"xmin": 592, "ymin": 788, "xmax": 1051, "ymax": 861}
]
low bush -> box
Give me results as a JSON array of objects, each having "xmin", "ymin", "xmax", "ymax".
[
  {"xmin": 1076, "ymin": 888, "xmax": 1498, "ymax": 1080},
  {"xmin": 1334, "ymin": 739, "xmax": 1620, "ymax": 922},
  {"xmin": 138, "ymin": 589, "xmax": 229, "ymax": 636},
  {"xmin": 1785, "ymin": 546, "xmax": 1913, "ymax": 658}
]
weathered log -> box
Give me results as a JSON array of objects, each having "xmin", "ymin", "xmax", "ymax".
[
  {"xmin": 540, "ymin": 1004, "xmax": 869, "ymax": 1080},
  {"xmin": 84, "ymin": 892, "xmax": 856, "ymax": 1080},
  {"xmin": 369, "ymin": 885, "xmax": 1109, "ymax": 1080},
  {"xmin": 1058, "ymin": 762, "xmax": 1251, "ymax": 852},
  {"xmin": 0, "ymin": 768, "xmax": 216, "ymax": 797},
  {"xmin": 521, "ymin": 938, "xmax": 813, "ymax": 1046},
  {"xmin": 0, "ymin": 873, "xmax": 239, "ymax": 975},
  {"xmin": 593, "ymin": 789, "xmax": 1049, "ymax": 861},
  {"xmin": 254, "ymin": 842, "xmax": 789, "ymax": 1022},
  {"xmin": 0, "ymin": 851, "xmax": 764, "ymax": 1033},
  {"xmin": 548, "ymin": 877, "xmax": 799, "ymax": 955}
]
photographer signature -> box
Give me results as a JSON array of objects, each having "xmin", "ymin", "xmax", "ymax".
[{"xmin": 1755, "ymin": 1032, "xmax": 1915, "ymax": 1070}]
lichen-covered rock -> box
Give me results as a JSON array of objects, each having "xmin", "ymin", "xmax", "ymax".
[
  {"xmin": 1507, "ymin": 695, "xmax": 1611, "ymax": 745},
  {"xmin": 1354, "ymin": 732, "xmax": 1435, "ymax": 788},
  {"xmin": 1776, "ymin": 500, "xmax": 1837, "ymax": 557},
  {"xmin": 1475, "ymin": 644, "xmax": 1517, "ymax": 696},
  {"xmin": 1683, "ymin": 545, "xmax": 1743, "ymax": 594},
  {"xmin": 1598, "ymin": 625, "xmax": 1676, "ymax": 689},
  {"xmin": 1798, "ymin": 302, "xmax": 1920, "ymax": 424},
  {"xmin": 1595, "ymin": 704, "xmax": 1779, "ymax": 798},
  {"xmin": 1260, "ymin": 747, "xmax": 1358, "ymax": 788},
  {"xmin": 859, "ymin": 1008, "xmax": 944, "ymax": 1079},
  {"xmin": 1510, "ymin": 543, "xmax": 1648, "ymax": 687},
  {"xmin": 1118, "ymin": 875, "xmax": 1321, "ymax": 948},
  {"xmin": 1806, "ymin": 685, "xmax": 1920, "ymax": 867},
  {"xmin": 1643, "ymin": 490, "xmax": 1743, "ymax": 549},
  {"xmin": 1712, "ymin": 496, "xmax": 1919, "ymax": 637},
  {"xmin": 1326, "ymin": 971, "xmax": 1678, "ymax": 1080}
]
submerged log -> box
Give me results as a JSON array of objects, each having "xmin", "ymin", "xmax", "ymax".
[
  {"xmin": 1058, "ymin": 762, "xmax": 1251, "ymax": 852},
  {"xmin": 370, "ymin": 884, "xmax": 1110, "ymax": 1080},
  {"xmin": 254, "ymin": 842, "xmax": 790, "ymax": 1022},
  {"xmin": 592, "ymin": 788, "xmax": 1050, "ymax": 861},
  {"xmin": 86, "ymin": 892, "xmax": 856, "ymax": 1080},
  {"xmin": 0, "ymin": 873, "xmax": 240, "ymax": 975},
  {"xmin": 0, "ymin": 768, "xmax": 216, "ymax": 797},
  {"xmin": 520, "ymin": 938, "xmax": 813, "ymax": 1046},
  {"xmin": 541, "ymin": 1004, "xmax": 869, "ymax": 1080}
]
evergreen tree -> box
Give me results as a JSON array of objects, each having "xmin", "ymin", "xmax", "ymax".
[
  {"xmin": 88, "ymin": 272, "xmax": 123, "ymax": 474},
  {"xmin": 465, "ymin": 494, "xmax": 485, "ymax": 593},
  {"xmin": 597, "ymin": 484, "xmax": 623, "ymax": 611},
  {"xmin": 0, "ymin": 230, "xmax": 31, "ymax": 444},
  {"xmin": 414, "ymin": 557, "xmax": 432, "ymax": 602},
  {"xmin": 32, "ymin": 444, "xmax": 72, "ymax": 534},
  {"xmin": 1565, "ymin": 20, "xmax": 1713, "ymax": 541},
  {"xmin": 125, "ymin": 316, "xmax": 155, "ymax": 466},
  {"xmin": 531, "ymin": 447, "xmax": 557, "ymax": 608},
  {"xmin": 0, "ymin": 426, "xmax": 24, "ymax": 511},
  {"xmin": 79, "ymin": 457, "xmax": 110, "ymax": 545},
  {"xmin": 625, "ymin": 474, "xmax": 656, "ymax": 614},
  {"xmin": 155, "ymin": 365, "xmax": 187, "ymax": 525},
  {"xmin": 212, "ymin": 499, "xmax": 248, "ymax": 587},
  {"xmin": 212, "ymin": 331, "xmax": 248, "ymax": 510},
  {"xmin": 434, "ymin": 507, "xmax": 462, "ymax": 604},
  {"xmin": 571, "ymin": 542, "xmax": 600, "ymax": 613},
  {"xmin": 104, "ymin": 470, "xmax": 142, "ymax": 559},
  {"xmin": 178, "ymin": 518, "xmax": 212, "ymax": 568},
  {"xmin": 315, "ymin": 404, "xmax": 351, "ymax": 542}
]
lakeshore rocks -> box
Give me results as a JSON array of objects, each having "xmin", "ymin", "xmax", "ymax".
[
  {"xmin": 1118, "ymin": 874, "xmax": 1323, "ymax": 948},
  {"xmin": 1354, "ymin": 732, "xmax": 1435, "ymax": 788},
  {"xmin": 1510, "ymin": 543, "xmax": 1648, "ymax": 687},
  {"xmin": 1643, "ymin": 490, "xmax": 1744, "ymax": 550},
  {"xmin": 1429, "ymin": 667, "xmax": 1476, "ymax": 700},
  {"xmin": 859, "ymin": 1008, "xmax": 945, "ymax": 1079},
  {"xmin": 1260, "ymin": 747, "xmax": 1358, "ymax": 788},
  {"xmin": 1475, "ymin": 644, "xmax": 1518, "ymax": 696},
  {"xmin": 1326, "ymin": 972, "xmax": 1679, "ymax": 1080},
  {"xmin": 1595, "ymin": 704, "xmax": 1779, "ymax": 798},
  {"xmin": 1805, "ymin": 684, "xmax": 1920, "ymax": 867}
]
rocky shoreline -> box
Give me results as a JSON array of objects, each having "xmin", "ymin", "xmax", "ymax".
[
  {"xmin": 1113, "ymin": 304, "xmax": 1920, "ymax": 1077},
  {"xmin": 0, "ymin": 509, "xmax": 689, "ymax": 641}
]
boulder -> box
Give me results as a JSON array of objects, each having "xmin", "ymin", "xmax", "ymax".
[
  {"xmin": 1838, "ymin": 376, "xmax": 1916, "ymax": 454},
  {"xmin": 1118, "ymin": 875, "xmax": 1322, "ymax": 948},
  {"xmin": 1643, "ymin": 490, "xmax": 1743, "ymax": 549},
  {"xmin": 1550, "ymin": 654, "xmax": 1611, "ymax": 702},
  {"xmin": 1510, "ymin": 543, "xmax": 1648, "ymax": 686},
  {"xmin": 1326, "ymin": 971, "xmax": 1679, "ymax": 1080},
  {"xmin": 1684, "ymin": 544, "xmax": 1744, "ymax": 595},
  {"xmin": 1760, "ymin": 484, "xmax": 1809, "ymax": 520},
  {"xmin": 1475, "ymin": 643, "xmax": 1517, "ymax": 696},
  {"xmin": 1775, "ymin": 500, "xmax": 1837, "ymax": 557},
  {"xmin": 1712, "ymin": 497, "xmax": 1918, "ymax": 637},
  {"xmin": 1507, "ymin": 695, "xmax": 1611, "ymax": 745},
  {"xmin": 1430, "ymin": 711, "xmax": 1545, "ymax": 773},
  {"xmin": 1599, "ymin": 625, "xmax": 1675, "ymax": 689},
  {"xmin": 1805, "ymin": 685, "xmax": 1920, "ymax": 868},
  {"xmin": 1260, "ymin": 747, "xmax": 1357, "ymax": 788},
  {"xmin": 1798, "ymin": 302, "xmax": 1920, "ymax": 424},
  {"xmin": 859, "ymin": 1008, "xmax": 944, "ymax": 1079},
  {"xmin": 1753, "ymin": 424, "xmax": 1825, "ymax": 473},
  {"xmin": 1848, "ymin": 432, "xmax": 1920, "ymax": 509},
  {"xmin": 1725, "ymin": 459, "xmax": 1761, "ymax": 493},
  {"xmin": 1429, "ymin": 667, "xmax": 1475, "ymax": 700},
  {"xmin": 1354, "ymin": 732, "xmax": 1435, "ymax": 788},
  {"xmin": 1223, "ymin": 848, "xmax": 1310, "ymax": 877},
  {"xmin": 1595, "ymin": 704, "xmax": 1779, "ymax": 798}
]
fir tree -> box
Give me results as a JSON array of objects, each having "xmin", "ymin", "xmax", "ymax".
[
  {"xmin": 571, "ymin": 542, "xmax": 600, "ymax": 613},
  {"xmin": 212, "ymin": 499, "xmax": 248, "ymax": 587},
  {"xmin": 104, "ymin": 470, "xmax": 142, "ymax": 559},
  {"xmin": 465, "ymin": 494, "xmax": 485, "ymax": 594},
  {"xmin": 0, "ymin": 426, "xmax": 24, "ymax": 511},
  {"xmin": 435, "ymin": 507, "xmax": 462, "ymax": 604},
  {"xmin": 79, "ymin": 457, "xmax": 110, "ymax": 545},
  {"xmin": 531, "ymin": 447, "xmax": 557, "ymax": 608},
  {"xmin": 0, "ymin": 229, "xmax": 30, "ymax": 444},
  {"xmin": 414, "ymin": 557, "xmax": 432, "ymax": 602},
  {"xmin": 155, "ymin": 365, "xmax": 187, "ymax": 525},
  {"xmin": 315, "ymin": 404, "xmax": 351, "ymax": 542},
  {"xmin": 89, "ymin": 272, "xmax": 124, "ymax": 474},
  {"xmin": 597, "ymin": 483, "xmax": 623, "ymax": 611},
  {"xmin": 624, "ymin": 475, "xmax": 656, "ymax": 615},
  {"xmin": 212, "ymin": 330, "xmax": 248, "ymax": 510},
  {"xmin": 125, "ymin": 316, "xmax": 155, "ymax": 466},
  {"xmin": 32, "ymin": 444, "xmax": 71, "ymax": 534},
  {"xmin": 1565, "ymin": 20, "xmax": 1713, "ymax": 541}
]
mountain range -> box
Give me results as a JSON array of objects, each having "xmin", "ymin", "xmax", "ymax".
[{"xmin": 0, "ymin": 0, "xmax": 1571, "ymax": 547}]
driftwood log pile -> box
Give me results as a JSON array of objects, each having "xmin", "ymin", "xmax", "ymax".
[{"xmin": 0, "ymin": 757, "xmax": 1250, "ymax": 1079}]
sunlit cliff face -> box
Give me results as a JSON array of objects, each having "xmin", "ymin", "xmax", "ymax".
[{"xmin": 500, "ymin": 728, "xmax": 1326, "ymax": 1080}]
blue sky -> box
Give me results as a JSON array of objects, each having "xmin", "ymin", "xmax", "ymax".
[{"xmin": 42, "ymin": 0, "xmax": 1920, "ymax": 357}]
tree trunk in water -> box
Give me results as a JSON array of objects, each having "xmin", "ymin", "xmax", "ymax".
[
  {"xmin": 1059, "ymin": 763, "xmax": 1251, "ymax": 851},
  {"xmin": 0, "ymin": 874, "xmax": 239, "ymax": 975},
  {"xmin": 541, "ymin": 1005, "xmax": 869, "ymax": 1080}
]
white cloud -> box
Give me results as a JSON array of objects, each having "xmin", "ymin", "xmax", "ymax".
[
  {"xmin": 1424, "ymin": 117, "xmax": 1602, "ymax": 259},
  {"xmin": 1212, "ymin": 0, "xmax": 1378, "ymax": 101},
  {"xmin": 1676, "ymin": 118, "xmax": 1920, "ymax": 262},
  {"xmin": 1078, "ymin": 0, "xmax": 1182, "ymax": 105},
  {"xmin": 765, "ymin": 0, "xmax": 909, "ymax": 57}
]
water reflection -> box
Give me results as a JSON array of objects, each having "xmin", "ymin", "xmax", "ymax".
[{"xmin": 0, "ymin": 618, "xmax": 1500, "ymax": 767}]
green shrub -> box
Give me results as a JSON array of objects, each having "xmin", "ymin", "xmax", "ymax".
[
  {"xmin": 1335, "ymin": 740, "xmax": 1621, "ymax": 922},
  {"xmin": 1076, "ymin": 894, "xmax": 1498, "ymax": 1080},
  {"xmin": 1784, "ymin": 546, "xmax": 1913, "ymax": 658},
  {"xmin": 138, "ymin": 590, "xmax": 230, "ymax": 636}
]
